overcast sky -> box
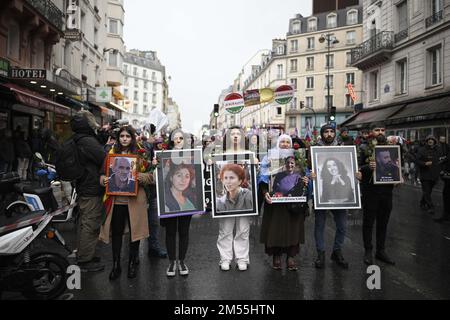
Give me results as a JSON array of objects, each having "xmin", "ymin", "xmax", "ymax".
[{"xmin": 124, "ymin": 0, "xmax": 311, "ymax": 135}]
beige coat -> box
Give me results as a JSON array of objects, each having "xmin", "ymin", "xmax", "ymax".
[{"xmin": 99, "ymin": 170, "xmax": 153, "ymax": 244}]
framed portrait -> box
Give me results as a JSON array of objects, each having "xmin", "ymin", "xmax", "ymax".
[
  {"xmin": 155, "ymin": 149, "xmax": 206, "ymax": 218},
  {"xmin": 373, "ymin": 145, "xmax": 402, "ymax": 184},
  {"xmin": 268, "ymin": 150, "xmax": 307, "ymax": 204},
  {"xmin": 311, "ymin": 146, "xmax": 361, "ymax": 210},
  {"xmin": 211, "ymin": 152, "xmax": 259, "ymax": 218},
  {"xmin": 106, "ymin": 154, "xmax": 139, "ymax": 196}
]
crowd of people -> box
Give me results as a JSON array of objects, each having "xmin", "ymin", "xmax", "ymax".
[{"xmin": 2, "ymin": 109, "xmax": 449, "ymax": 279}]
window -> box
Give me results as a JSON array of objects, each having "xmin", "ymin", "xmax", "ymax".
[
  {"xmin": 290, "ymin": 59, "xmax": 298, "ymax": 72},
  {"xmin": 307, "ymin": 57, "xmax": 314, "ymax": 70},
  {"xmin": 277, "ymin": 64, "xmax": 283, "ymax": 79},
  {"xmin": 144, "ymin": 81, "xmax": 148, "ymax": 89},
  {"xmin": 134, "ymin": 91, "xmax": 138, "ymax": 100},
  {"xmin": 124, "ymin": 76, "xmax": 129, "ymax": 86},
  {"xmin": 346, "ymin": 73, "xmax": 354, "ymax": 86},
  {"xmin": 124, "ymin": 89, "xmax": 128, "ymax": 98},
  {"xmin": 143, "ymin": 92, "xmax": 148, "ymax": 102},
  {"xmin": 64, "ymin": 43, "xmax": 71, "ymax": 69},
  {"xmin": 346, "ymin": 52, "xmax": 352, "ymax": 66},
  {"xmin": 326, "ymin": 54, "xmax": 334, "ymax": 68},
  {"xmin": 427, "ymin": 45, "xmax": 442, "ymax": 86},
  {"xmin": 109, "ymin": 51, "xmax": 117, "ymax": 67},
  {"xmin": 143, "ymin": 69, "xmax": 147, "ymax": 78},
  {"xmin": 134, "ymin": 79, "xmax": 139, "ymax": 88},
  {"xmin": 152, "ymin": 72, "xmax": 156, "ymax": 80},
  {"xmin": 306, "ymin": 76, "xmax": 314, "ymax": 89},
  {"xmin": 153, "ymin": 82, "xmax": 157, "ymax": 92},
  {"xmin": 347, "ymin": 10, "xmax": 358, "ymax": 25},
  {"xmin": 306, "ymin": 96, "xmax": 314, "ymax": 109},
  {"xmin": 307, "ymin": 37, "xmax": 315, "ymax": 50},
  {"xmin": 308, "ymin": 18, "xmax": 317, "ymax": 32},
  {"xmin": 370, "ymin": 70, "xmax": 379, "ymax": 101},
  {"xmin": 290, "ymin": 40, "xmax": 298, "ymax": 52},
  {"xmin": 292, "ymin": 21, "xmax": 301, "ymax": 33},
  {"xmin": 289, "ymin": 117, "xmax": 296, "ymax": 128},
  {"xmin": 7, "ymin": 21, "xmax": 20, "ymax": 59},
  {"xmin": 143, "ymin": 105, "xmax": 148, "ymax": 114},
  {"xmin": 432, "ymin": 0, "xmax": 443, "ymax": 14},
  {"xmin": 133, "ymin": 67, "xmax": 137, "ymax": 76},
  {"xmin": 396, "ymin": 59, "xmax": 407, "ymax": 94},
  {"xmin": 276, "ymin": 45, "xmax": 285, "ymax": 55},
  {"xmin": 152, "ymin": 93, "xmax": 157, "ymax": 103},
  {"xmin": 397, "ymin": 1, "xmax": 408, "ymax": 33},
  {"xmin": 133, "ymin": 104, "xmax": 138, "ymax": 114},
  {"xmin": 123, "ymin": 64, "xmax": 128, "ymax": 74},
  {"xmin": 290, "ymin": 78, "xmax": 297, "ymax": 89},
  {"xmin": 325, "ymin": 75, "xmax": 334, "ymax": 89},
  {"xmin": 109, "ymin": 19, "xmax": 118, "ymax": 34},
  {"xmin": 346, "ymin": 31, "xmax": 356, "ymax": 44},
  {"xmin": 327, "ymin": 14, "xmax": 337, "ymax": 28},
  {"xmin": 304, "ymin": 116, "xmax": 313, "ymax": 128},
  {"xmin": 277, "ymin": 107, "xmax": 282, "ymax": 116},
  {"xmin": 290, "ymin": 97, "xmax": 297, "ymax": 110},
  {"xmin": 325, "ymin": 95, "xmax": 333, "ymax": 108},
  {"xmin": 346, "ymin": 94, "xmax": 355, "ymax": 107}
]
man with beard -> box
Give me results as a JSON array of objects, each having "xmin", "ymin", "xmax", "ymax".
[
  {"xmin": 311, "ymin": 124, "xmax": 349, "ymax": 269},
  {"xmin": 357, "ymin": 122, "xmax": 396, "ymax": 265},
  {"xmin": 109, "ymin": 157, "xmax": 135, "ymax": 193},
  {"xmin": 375, "ymin": 149, "xmax": 400, "ymax": 182}
]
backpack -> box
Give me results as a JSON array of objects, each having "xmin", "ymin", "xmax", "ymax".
[{"xmin": 55, "ymin": 136, "xmax": 86, "ymax": 181}]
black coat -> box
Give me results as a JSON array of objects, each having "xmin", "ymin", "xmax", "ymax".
[
  {"xmin": 416, "ymin": 144, "xmax": 443, "ymax": 181},
  {"xmin": 70, "ymin": 115, "xmax": 105, "ymax": 197}
]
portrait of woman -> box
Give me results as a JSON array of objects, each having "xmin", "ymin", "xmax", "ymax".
[
  {"xmin": 272, "ymin": 156, "xmax": 304, "ymax": 198},
  {"xmin": 164, "ymin": 163, "xmax": 198, "ymax": 213},
  {"xmin": 216, "ymin": 163, "xmax": 253, "ymax": 213},
  {"xmin": 319, "ymin": 157, "xmax": 355, "ymax": 203}
]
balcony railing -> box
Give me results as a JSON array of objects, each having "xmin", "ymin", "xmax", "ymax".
[
  {"xmin": 351, "ymin": 31, "xmax": 394, "ymax": 65},
  {"xmin": 25, "ymin": 0, "xmax": 64, "ymax": 31},
  {"xmin": 425, "ymin": 10, "xmax": 443, "ymax": 28},
  {"xmin": 394, "ymin": 28, "xmax": 408, "ymax": 43}
]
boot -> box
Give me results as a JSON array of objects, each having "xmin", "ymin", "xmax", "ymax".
[
  {"xmin": 109, "ymin": 257, "xmax": 121, "ymax": 280},
  {"xmin": 364, "ymin": 250, "xmax": 373, "ymax": 265},
  {"xmin": 375, "ymin": 250, "xmax": 395, "ymax": 265},
  {"xmin": 127, "ymin": 253, "xmax": 138, "ymax": 279},
  {"xmin": 331, "ymin": 249, "xmax": 349, "ymax": 269},
  {"xmin": 314, "ymin": 251, "xmax": 325, "ymax": 269}
]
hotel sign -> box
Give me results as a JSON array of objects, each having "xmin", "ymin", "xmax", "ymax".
[{"xmin": 9, "ymin": 68, "xmax": 46, "ymax": 80}]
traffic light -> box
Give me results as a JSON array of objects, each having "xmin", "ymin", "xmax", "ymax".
[
  {"xmin": 213, "ymin": 104, "xmax": 219, "ymax": 117},
  {"xmin": 329, "ymin": 106, "xmax": 336, "ymax": 122}
]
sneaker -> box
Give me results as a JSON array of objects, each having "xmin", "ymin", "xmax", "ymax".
[
  {"xmin": 237, "ymin": 262, "xmax": 248, "ymax": 271},
  {"xmin": 220, "ymin": 261, "xmax": 230, "ymax": 271},
  {"xmin": 178, "ymin": 261, "xmax": 189, "ymax": 276},
  {"xmin": 166, "ymin": 261, "xmax": 176, "ymax": 277}
]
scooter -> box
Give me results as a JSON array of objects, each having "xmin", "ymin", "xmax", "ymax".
[
  {"xmin": 5, "ymin": 153, "xmax": 78, "ymax": 224},
  {"xmin": 0, "ymin": 210, "xmax": 70, "ymax": 300}
]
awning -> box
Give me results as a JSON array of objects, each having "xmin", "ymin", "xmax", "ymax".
[
  {"xmin": 99, "ymin": 106, "xmax": 115, "ymax": 116},
  {"xmin": 2, "ymin": 83, "xmax": 71, "ymax": 116},
  {"xmin": 112, "ymin": 88, "xmax": 124, "ymax": 100},
  {"xmin": 106, "ymin": 101, "xmax": 127, "ymax": 113},
  {"xmin": 340, "ymin": 104, "xmax": 404, "ymax": 129},
  {"xmin": 387, "ymin": 95, "xmax": 450, "ymax": 125}
]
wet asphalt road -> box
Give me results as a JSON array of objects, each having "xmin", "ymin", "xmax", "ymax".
[{"xmin": 2, "ymin": 183, "xmax": 450, "ymax": 300}]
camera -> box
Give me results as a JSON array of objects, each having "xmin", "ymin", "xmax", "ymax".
[{"xmin": 98, "ymin": 119, "xmax": 130, "ymax": 145}]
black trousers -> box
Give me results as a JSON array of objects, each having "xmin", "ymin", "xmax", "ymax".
[
  {"xmin": 420, "ymin": 179, "xmax": 437, "ymax": 209},
  {"xmin": 362, "ymin": 192, "xmax": 393, "ymax": 252},
  {"xmin": 163, "ymin": 215, "xmax": 192, "ymax": 261},
  {"xmin": 443, "ymin": 179, "xmax": 450, "ymax": 218},
  {"xmin": 111, "ymin": 205, "xmax": 140, "ymax": 261}
]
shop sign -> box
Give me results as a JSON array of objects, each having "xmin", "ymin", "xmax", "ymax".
[
  {"xmin": 274, "ymin": 85, "xmax": 294, "ymax": 105},
  {"xmin": 9, "ymin": 68, "xmax": 46, "ymax": 80},
  {"xmin": 96, "ymin": 87, "xmax": 112, "ymax": 103},
  {"xmin": 223, "ymin": 93, "xmax": 244, "ymax": 114},
  {"xmin": 0, "ymin": 58, "xmax": 10, "ymax": 77}
]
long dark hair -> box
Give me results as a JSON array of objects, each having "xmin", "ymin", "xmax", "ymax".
[
  {"xmin": 320, "ymin": 157, "xmax": 348, "ymax": 183},
  {"xmin": 114, "ymin": 126, "xmax": 137, "ymax": 154},
  {"xmin": 165, "ymin": 162, "xmax": 197, "ymax": 211}
]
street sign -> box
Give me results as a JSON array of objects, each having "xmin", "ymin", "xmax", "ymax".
[
  {"xmin": 347, "ymin": 83, "xmax": 357, "ymax": 102},
  {"xmin": 95, "ymin": 87, "xmax": 112, "ymax": 103},
  {"xmin": 274, "ymin": 85, "xmax": 294, "ymax": 105},
  {"xmin": 223, "ymin": 92, "xmax": 244, "ymax": 114}
]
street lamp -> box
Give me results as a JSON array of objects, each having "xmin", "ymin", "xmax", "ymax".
[{"xmin": 318, "ymin": 34, "xmax": 339, "ymax": 124}]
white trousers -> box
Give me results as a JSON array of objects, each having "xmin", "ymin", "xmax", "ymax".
[
  {"xmin": 217, "ymin": 216, "xmax": 250, "ymax": 265},
  {"xmin": 17, "ymin": 158, "xmax": 29, "ymax": 180}
]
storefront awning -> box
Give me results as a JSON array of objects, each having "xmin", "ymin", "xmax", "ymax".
[
  {"xmin": 99, "ymin": 106, "xmax": 115, "ymax": 116},
  {"xmin": 2, "ymin": 83, "xmax": 71, "ymax": 116},
  {"xmin": 387, "ymin": 95, "xmax": 450, "ymax": 125},
  {"xmin": 340, "ymin": 104, "xmax": 405, "ymax": 129},
  {"xmin": 106, "ymin": 101, "xmax": 127, "ymax": 113}
]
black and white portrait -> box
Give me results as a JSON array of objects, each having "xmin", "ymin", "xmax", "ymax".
[
  {"xmin": 311, "ymin": 146, "xmax": 361, "ymax": 210},
  {"xmin": 155, "ymin": 149, "xmax": 205, "ymax": 218},
  {"xmin": 211, "ymin": 152, "xmax": 258, "ymax": 218},
  {"xmin": 374, "ymin": 145, "xmax": 402, "ymax": 184}
]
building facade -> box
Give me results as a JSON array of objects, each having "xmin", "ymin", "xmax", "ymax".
[
  {"xmin": 121, "ymin": 49, "xmax": 167, "ymax": 128},
  {"xmin": 343, "ymin": 0, "xmax": 450, "ymax": 142},
  {"xmin": 285, "ymin": 5, "xmax": 363, "ymax": 137},
  {"xmin": 166, "ymin": 97, "xmax": 181, "ymax": 131}
]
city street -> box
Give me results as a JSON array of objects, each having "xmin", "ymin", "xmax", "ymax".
[{"xmin": 4, "ymin": 184, "xmax": 449, "ymax": 300}]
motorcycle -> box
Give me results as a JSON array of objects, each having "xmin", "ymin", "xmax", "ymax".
[{"xmin": 0, "ymin": 210, "xmax": 71, "ymax": 300}]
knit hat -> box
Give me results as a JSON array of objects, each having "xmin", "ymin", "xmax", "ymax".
[
  {"xmin": 370, "ymin": 121, "xmax": 385, "ymax": 130},
  {"xmin": 320, "ymin": 124, "xmax": 335, "ymax": 139}
]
